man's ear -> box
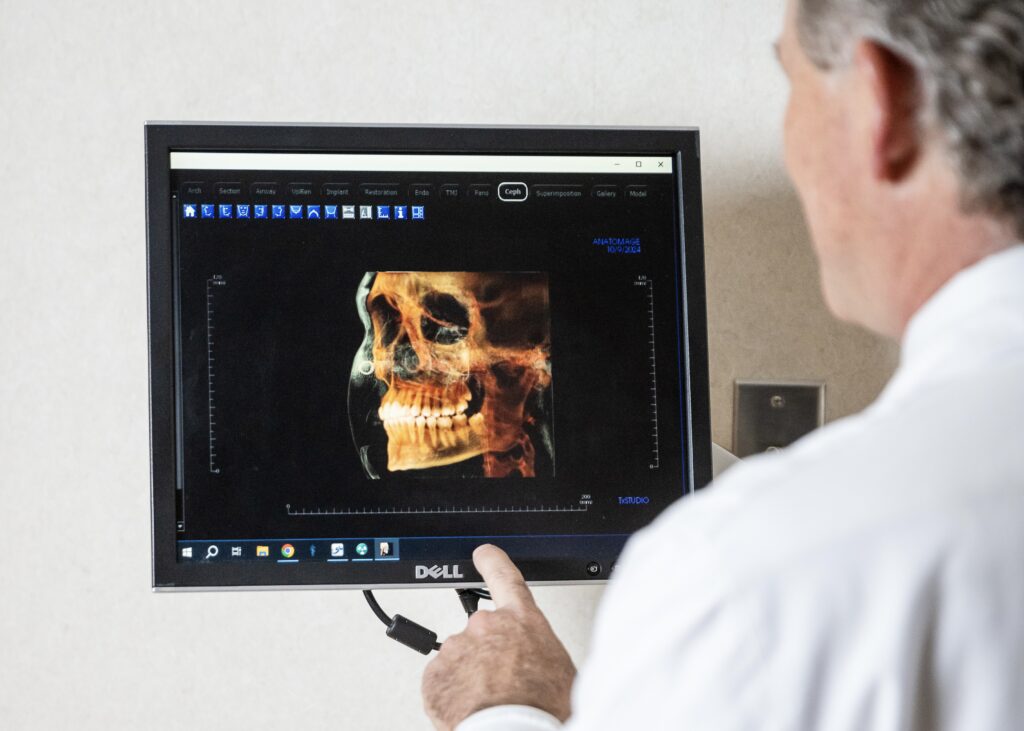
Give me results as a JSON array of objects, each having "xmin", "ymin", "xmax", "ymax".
[{"xmin": 853, "ymin": 39, "xmax": 923, "ymax": 182}]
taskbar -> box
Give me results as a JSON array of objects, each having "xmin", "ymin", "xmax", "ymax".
[
  {"xmin": 176, "ymin": 534, "xmax": 630, "ymax": 565},
  {"xmin": 177, "ymin": 538, "xmax": 399, "ymax": 563}
]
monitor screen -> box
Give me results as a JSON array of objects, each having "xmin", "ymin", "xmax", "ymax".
[{"xmin": 147, "ymin": 124, "xmax": 711, "ymax": 589}]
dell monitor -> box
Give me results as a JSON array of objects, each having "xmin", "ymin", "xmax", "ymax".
[{"xmin": 146, "ymin": 123, "xmax": 711, "ymax": 590}]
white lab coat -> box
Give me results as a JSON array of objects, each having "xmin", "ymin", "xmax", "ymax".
[{"xmin": 459, "ymin": 246, "xmax": 1024, "ymax": 730}]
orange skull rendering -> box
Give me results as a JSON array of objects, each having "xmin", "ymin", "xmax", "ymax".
[{"xmin": 349, "ymin": 272, "xmax": 554, "ymax": 478}]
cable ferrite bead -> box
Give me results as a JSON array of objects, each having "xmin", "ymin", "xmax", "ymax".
[{"xmin": 387, "ymin": 614, "xmax": 439, "ymax": 655}]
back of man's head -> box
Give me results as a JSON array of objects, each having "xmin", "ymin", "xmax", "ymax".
[
  {"xmin": 798, "ymin": 0, "xmax": 1024, "ymax": 237},
  {"xmin": 780, "ymin": 1, "xmax": 1023, "ymax": 337}
]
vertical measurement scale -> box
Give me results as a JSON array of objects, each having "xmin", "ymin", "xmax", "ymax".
[
  {"xmin": 206, "ymin": 275, "xmax": 225, "ymax": 474},
  {"xmin": 634, "ymin": 276, "xmax": 661, "ymax": 469}
]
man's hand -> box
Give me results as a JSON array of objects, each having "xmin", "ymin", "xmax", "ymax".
[{"xmin": 421, "ymin": 544, "xmax": 577, "ymax": 730}]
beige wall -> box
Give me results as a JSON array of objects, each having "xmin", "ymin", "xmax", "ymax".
[
  {"xmin": 0, "ymin": 1, "xmax": 896, "ymax": 729},
  {"xmin": 705, "ymin": 167, "xmax": 898, "ymax": 449}
]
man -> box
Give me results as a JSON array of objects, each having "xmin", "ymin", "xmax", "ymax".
[{"xmin": 422, "ymin": 0, "xmax": 1024, "ymax": 728}]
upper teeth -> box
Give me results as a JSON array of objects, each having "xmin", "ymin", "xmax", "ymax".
[
  {"xmin": 378, "ymin": 383, "xmax": 472, "ymax": 423},
  {"xmin": 378, "ymin": 383, "xmax": 485, "ymax": 452}
]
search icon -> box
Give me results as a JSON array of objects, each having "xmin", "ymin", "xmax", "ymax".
[{"xmin": 205, "ymin": 545, "xmax": 219, "ymax": 560}]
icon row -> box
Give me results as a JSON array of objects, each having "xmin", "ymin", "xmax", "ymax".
[
  {"xmin": 180, "ymin": 539, "xmax": 398, "ymax": 561},
  {"xmin": 182, "ymin": 203, "xmax": 425, "ymax": 221}
]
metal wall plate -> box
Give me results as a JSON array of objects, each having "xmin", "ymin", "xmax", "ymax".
[{"xmin": 733, "ymin": 381, "xmax": 825, "ymax": 458}]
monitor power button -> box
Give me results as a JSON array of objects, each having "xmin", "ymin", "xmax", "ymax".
[{"xmin": 585, "ymin": 561, "xmax": 602, "ymax": 577}]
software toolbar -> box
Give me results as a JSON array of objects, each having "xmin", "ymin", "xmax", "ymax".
[{"xmin": 182, "ymin": 202, "xmax": 426, "ymax": 220}]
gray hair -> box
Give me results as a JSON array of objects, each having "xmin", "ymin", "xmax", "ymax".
[{"xmin": 796, "ymin": 0, "xmax": 1024, "ymax": 239}]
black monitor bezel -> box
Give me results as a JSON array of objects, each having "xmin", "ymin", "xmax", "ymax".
[{"xmin": 147, "ymin": 123, "xmax": 712, "ymax": 590}]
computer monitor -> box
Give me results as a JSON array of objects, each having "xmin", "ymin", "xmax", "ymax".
[{"xmin": 147, "ymin": 124, "xmax": 711, "ymax": 590}]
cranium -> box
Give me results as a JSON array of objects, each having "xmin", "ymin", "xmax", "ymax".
[{"xmin": 351, "ymin": 271, "xmax": 553, "ymax": 477}]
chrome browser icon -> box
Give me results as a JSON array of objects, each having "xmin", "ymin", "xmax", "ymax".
[{"xmin": 280, "ymin": 543, "xmax": 296, "ymax": 559}]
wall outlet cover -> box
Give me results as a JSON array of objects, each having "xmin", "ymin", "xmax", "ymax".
[{"xmin": 733, "ymin": 381, "xmax": 825, "ymax": 458}]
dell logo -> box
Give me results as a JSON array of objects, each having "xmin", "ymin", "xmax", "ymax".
[{"xmin": 415, "ymin": 564, "xmax": 465, "ymax": 580}]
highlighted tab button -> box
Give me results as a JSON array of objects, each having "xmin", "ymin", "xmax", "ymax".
[{"xmin": 498, "ymin": 182, "xmax": 528, "ymax": 202}]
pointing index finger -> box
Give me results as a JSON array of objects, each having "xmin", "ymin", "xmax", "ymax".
[{"xmin": 473, "ymin": 544, "xmax": 535, "ymax": 611}]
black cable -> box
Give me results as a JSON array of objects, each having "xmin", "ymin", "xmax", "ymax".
[
  {"xmin": 363, "ymin": 589, "xmax": 441, "ymax": 654},
  {"xmin": 362, "ymin": 589, "xmax": 393, "ymax": 625},
  {"xmin": 363, "ymin": 588, "xmax": 491, "ymax": 654},
  {"xmin": 456, "ymin": 587, "xmax": 492, "ymax": 615}
]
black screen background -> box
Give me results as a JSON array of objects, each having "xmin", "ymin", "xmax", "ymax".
[{"xmin": 173, "ymin": 166, "xmax": 688, "ymax": 546}]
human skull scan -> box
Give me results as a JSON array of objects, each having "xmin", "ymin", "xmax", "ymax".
[{"xmin": 349, "ymin": 272, "xmax": 554, "ymax": 479}]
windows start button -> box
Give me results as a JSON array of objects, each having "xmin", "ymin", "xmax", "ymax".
[{"xmin": 497, "ymin": 182, "xmax": 529, "ymax": 202}]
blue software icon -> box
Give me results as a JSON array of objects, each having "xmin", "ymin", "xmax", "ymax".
[
  {"xmin": 201, "ymin": 204, "xmax": 216, "ymax": 219},
  {"xmin": 376, "ymin": 205, "xmax": 391, "ymax": 219},
  {"xmin": 394, "ymin": 206, "xmax": 408, "ymax": 220},
  {"xmin": 218, "ymin": 204, "xmax": 233, "ymax": 219},
  {"xmin": 411, "ymin": 205, "xmax": 425, "ymax": 220},
  {"xmin": 272, "ymin": 204, "xmax": 286, "ymax": 219},
  {"xmin": 236, "ymin": 204, "xmax": 250, "ymax": 219},
  {"xmin": 289, "ymin": 204, "xmax": 303, "ymax": 219},
  {"xmin": 182, "ymin": 203, "xmax": 197, "ymax": 219},
  {"xmin": 306, "ymin": 205, "xmax": 321, "ymax": 220},
  {"xmin": 324, "ymin": 205, "xmax": 338, "ymax": 220},
  {"xmin": 254, "ymin": 204, "xmax": 268, "ymax": 219}
]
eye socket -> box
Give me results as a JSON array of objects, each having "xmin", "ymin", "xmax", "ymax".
[
  {"xmin": 423, "ymin": 293, "xmax": 470, "ymax": 327},
  {"xmin": 421, "ymin": 293, "xmax": 470, "ymax": 344},
  {"xmin": 369, "ymin": 295, "xmax": 401, "ymax": 346}
]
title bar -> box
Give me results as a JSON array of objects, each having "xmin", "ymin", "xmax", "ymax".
[{"xmin": 170, "ymin": 152, "xmax": 674, "ymax": 175}]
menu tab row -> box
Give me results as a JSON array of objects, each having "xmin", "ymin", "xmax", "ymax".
[{"xmin": 180, "ymin": 182, "xmax": 650, "ymax": 203}]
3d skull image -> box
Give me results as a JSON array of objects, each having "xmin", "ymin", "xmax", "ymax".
[{"xmin": 349, "ymin": 272, "xmax": 554, "ymax": 478}]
